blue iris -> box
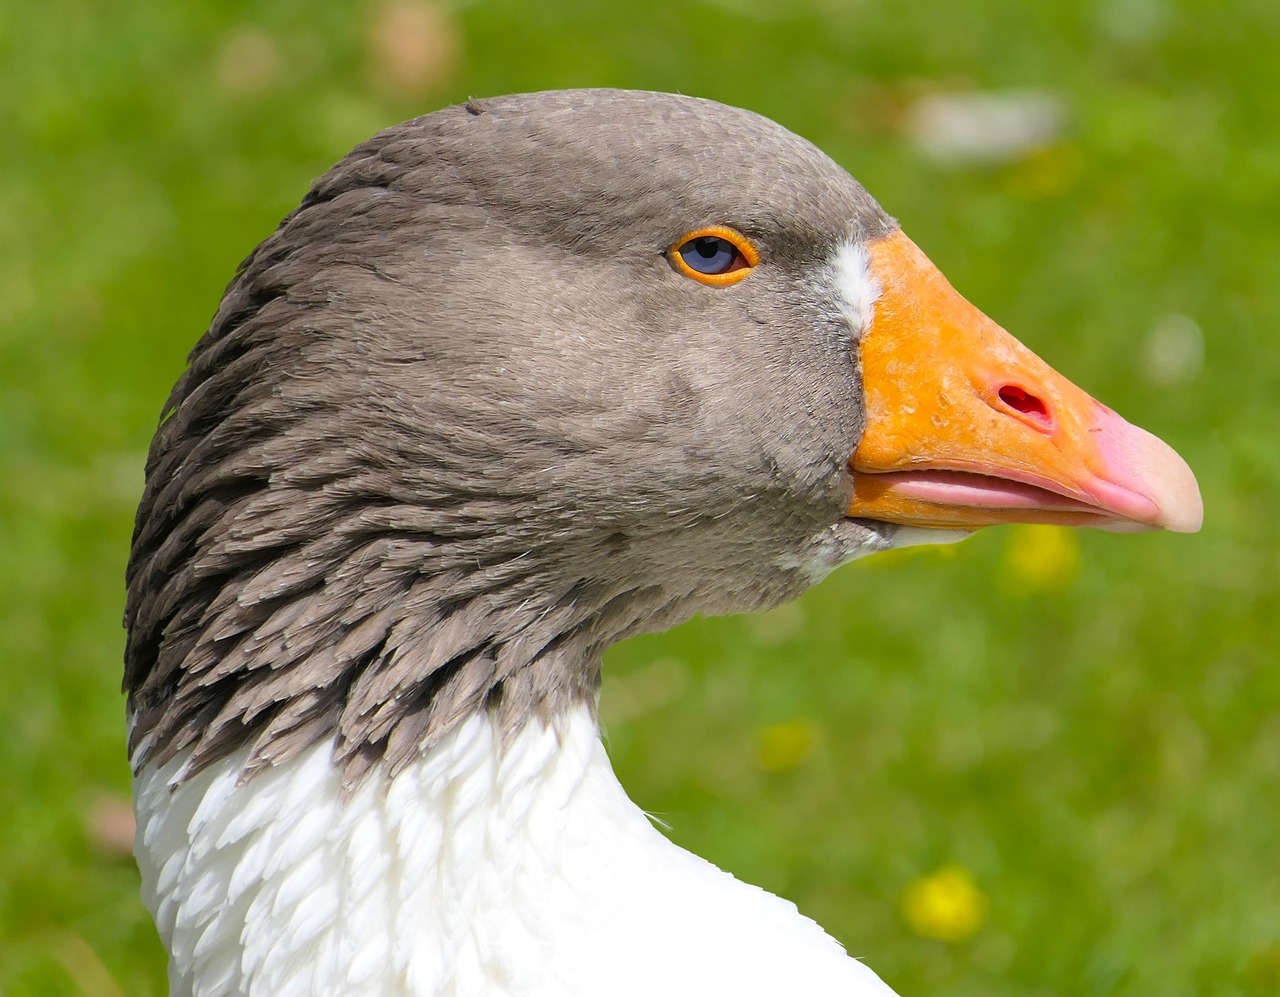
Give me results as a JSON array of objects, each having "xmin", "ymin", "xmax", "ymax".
[{"xmin": 678, "ymin": 236, "xmax": 738, "ymax": 275}]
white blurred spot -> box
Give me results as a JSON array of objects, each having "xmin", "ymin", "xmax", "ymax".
[
  {"xmin": 369, "ymin": 1, "xmax": 460, "ymax": 96},
  {"xmin": 216, "ymin": 27, "xmax": 280, "ymax": 95},
  {"xmin": 906, "ymin": 90, "xmax": 1066, "ymax": 165},
  {"xmin": 1143, "ymin": 313, "xmax": 1204, "ymax": 385},
  {"xmin": 87, "ymin": 795, "xmax": 138, "ymax": 858}
]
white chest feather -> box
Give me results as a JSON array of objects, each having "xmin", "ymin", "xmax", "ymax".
[{"xmin": 133, "ymin": 708, "xmax": 898, "ymax": 996}]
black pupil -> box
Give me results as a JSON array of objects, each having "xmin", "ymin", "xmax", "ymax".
[{"xmin": 679, "ymin": 236, "xmax": 739, "ymax": 275}]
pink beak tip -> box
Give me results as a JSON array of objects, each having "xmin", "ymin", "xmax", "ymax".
[{"xmin": 1092, "ymin": 409, "xmax": 1204, "ymax": 534}]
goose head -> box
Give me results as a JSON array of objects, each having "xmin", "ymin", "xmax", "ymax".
[{"xmin": 124, "ymin": 90, "xmax": 1200, "ymax": 996}]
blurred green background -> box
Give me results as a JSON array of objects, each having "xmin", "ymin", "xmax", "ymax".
[{"xmin": 3, "ymin": 0, "xmax": 1277, "ymax": 993}]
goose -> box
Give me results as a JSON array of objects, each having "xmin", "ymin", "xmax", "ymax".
[{"xmin": 124, "ymin": 89, "xmax": 1202, "ymax": 997}]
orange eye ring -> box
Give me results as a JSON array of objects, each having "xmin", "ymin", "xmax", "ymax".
[{"xmin": 668, "ymin": 226, "xmax": 760, "ymax": 287}]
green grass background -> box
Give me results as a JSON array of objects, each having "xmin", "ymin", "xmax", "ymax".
[{"xmin": 3, "ymin": 0, "xmax": 1277, "ymax": 993}]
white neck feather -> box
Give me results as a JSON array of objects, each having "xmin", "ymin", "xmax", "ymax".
[{"xmin": 134, "ymin": 707, "xmax": 897, "ymax": 996}]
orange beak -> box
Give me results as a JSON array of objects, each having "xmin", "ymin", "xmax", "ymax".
[{"xmin": 848, "ymin": 231, "xmax": 1202, "ymax": 534}]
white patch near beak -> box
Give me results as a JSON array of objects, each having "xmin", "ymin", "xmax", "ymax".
[
  {"xmin": 828, "ymin": 239, "xmax": 880, "ymax": 336},
  {"xmin": 829, "ymin": 238, "xmax": 971, "ymax": 555}
]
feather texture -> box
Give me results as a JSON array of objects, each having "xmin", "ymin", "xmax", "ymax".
[{"xmin": 135, "ymin": 706, "xmax": 899, "ymax": 996}]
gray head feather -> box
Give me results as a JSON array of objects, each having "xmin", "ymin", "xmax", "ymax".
[{"xmin": 124, "ymin": 89, "xmax": 897, "ymax": 785}]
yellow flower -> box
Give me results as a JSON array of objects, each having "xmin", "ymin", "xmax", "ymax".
[
  {"xmin": 1002, "ymin": 523, "xmax": 1080, "ymax": 590},
  {"xmin": 756, "ymin": 721, "xmax": 815, "ymax": 773},
  {"xmin": 901, "ymin": 865, "xmax": 988, "ymax": 943}
]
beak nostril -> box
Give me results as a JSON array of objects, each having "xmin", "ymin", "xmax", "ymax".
[{"xmin": 998, "ymin": 385, "xmax": 1054, "ymax": 429}]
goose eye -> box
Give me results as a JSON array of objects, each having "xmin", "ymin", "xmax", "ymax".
[
  {"xmin": 669, "ymin": 226, "xmax": 759, "ymax": 286},
  {"xmin": 681, "ymin": 237, "xmax": 740, "ymax": 274}
]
